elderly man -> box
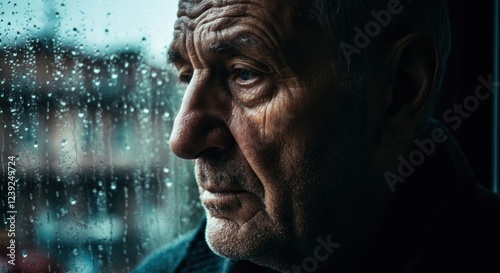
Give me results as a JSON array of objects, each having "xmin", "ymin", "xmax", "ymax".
[{"xmin": 135, "ymin": 0, "xmax": 500, "ymax": 272}]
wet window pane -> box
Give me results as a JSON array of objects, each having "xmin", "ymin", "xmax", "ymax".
[{"xmin": 1, "ymin": 1, "xmax": 202, "ymax": 272}]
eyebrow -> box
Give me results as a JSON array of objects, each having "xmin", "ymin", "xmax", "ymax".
[
  {"xmin": 209, "ymin": 33, "xmax": 264, "ymax": 54},
  {"xmin": 167, "ymin": 33, "xmax": 268, "ymax": 66}
]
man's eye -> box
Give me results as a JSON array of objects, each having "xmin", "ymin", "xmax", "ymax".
[
  {"xmin": 232, "ymin": 68, "xmax": 261, "ymax": 88},
  {"xmin": 236, "ymin": 69, "xmax": 255, "ymax": 81},
  {"xmin": 179, "ymin": 74, "xmax": 192, "ymax": 84}
]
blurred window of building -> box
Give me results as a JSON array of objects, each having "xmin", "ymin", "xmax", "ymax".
[{"xmin": 0, "ymin": 1, "xmax": 202, "ymax": 272}]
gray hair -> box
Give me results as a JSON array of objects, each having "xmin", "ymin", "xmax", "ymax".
[{"xmin": 305, "ymin": 0, "xmax": 451, "ymax": 94}]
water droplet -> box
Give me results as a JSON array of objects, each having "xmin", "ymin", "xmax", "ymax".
[
  {"xmin": 143, "ymin": 108, "xmax": 149, "ymax": 114},
  {"xmin": 61, "ymin": 139, "xmax": 67, "ymax": 146},
  {"xmin": 111, "ymin": 73, "xmax": 118, "ymax": 79},
  {"xmin": 73, "ymin": 248, "xmax": 78, "ymax": 256},
  {"xmin": 34, "ymin": 141, "xmax": 38, "ymax": 148},
  {"xmin": 93, "ymin": 67, "xmax": 101, "ymax": 74},
  {"xmin": 166, "ymin": 182, "xmax": 173, "ymax": 188},
  {"xmin": 60, "ymin": 207, "xmax": 68, "ymax": 215},
  {"xmin": 70, "ymin": 197, "xmax": 76, "ymax": 205},
  {"xmin": 22, "ymin": 250, "xmax": 28, "ymax": 257},
  {"xmin": 78, "ymin": 112, "xmax": 84, "ymax": 118},
  {"xmin": 110, "ymin": 180, "xmax": 117, "ymax": 190},
  {"xmin": 163, "ymin": 168, "xmax": 169, "ymax": 174}
]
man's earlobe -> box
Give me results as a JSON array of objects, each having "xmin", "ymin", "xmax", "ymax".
[{"xmin": 380, "ymin": 32, "xmax": 439, "ymax": 146}]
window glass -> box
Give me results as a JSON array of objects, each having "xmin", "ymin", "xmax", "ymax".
[{"xmin": 0, "ymin": 1, "xmax": 202, "ymax": 272}]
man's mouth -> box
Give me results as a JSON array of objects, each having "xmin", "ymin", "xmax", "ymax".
[
  {"xmin": 201, "ymin": 190, "xmax": 246, "ymax": 215},
  {"xmin": 199, "ymin": 182, "xmax": 263, "ymax": 222}
]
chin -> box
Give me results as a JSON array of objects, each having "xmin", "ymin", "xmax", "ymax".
[
  {"xmin": 205, "ymin": 213, "xmax": 272, "ymax": 258},
  {"xmin": 204, "ymin": 213, "xmax": 292, "ymax": 268}
]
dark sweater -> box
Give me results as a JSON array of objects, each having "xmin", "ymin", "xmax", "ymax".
[{"xmin": 134, "ymin": 121, "xmax": 500, "ymax": 273}]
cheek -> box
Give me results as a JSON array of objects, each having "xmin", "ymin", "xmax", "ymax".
[
  {"xmin": 228, "ymin": 98, "xmax": 312, "ymax": 217},
  {"xmin": 229, "ymin": 93, "xmax": 304, "ymax": 176}
]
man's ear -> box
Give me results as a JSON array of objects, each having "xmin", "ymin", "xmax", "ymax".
[{"xmin": 379, "ymin": 32, "xmax": 439, "ymax": 146}]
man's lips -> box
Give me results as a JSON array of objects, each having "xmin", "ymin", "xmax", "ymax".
[
  {"xmin": 199, "ymin": 182, "xmax": 246, "ymax": 194},
  {"xmin": 201, "ymin": 190, "xmax": 245, "ymax": 211},
  {"xmin": 199, "ymin": 184, "xmax": 262, "ymax": 220}
]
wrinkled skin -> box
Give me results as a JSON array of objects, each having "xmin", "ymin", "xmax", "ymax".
[{"xmin": 168, "ymin": 0, "xmax": 390, "ymax": 271}]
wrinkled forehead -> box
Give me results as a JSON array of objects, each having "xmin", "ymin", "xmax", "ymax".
[
  {"xmin": 177, "ymin": 0, "xmax": 296, "ymax": 18},
  {"xmin": 174, "ymin": 0, "xmax": 303, "ymax": 34},
  {"xmin": 170, "ymin": 0, "xmax": 305, "ymax": 62}
]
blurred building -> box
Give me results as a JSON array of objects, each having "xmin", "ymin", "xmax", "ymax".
[{"xmin": 0, "ymin": 37, "xmax": 203, "ymax": 272}]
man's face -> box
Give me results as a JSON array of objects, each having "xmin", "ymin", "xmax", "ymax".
[{"xmin": 169, "ymin": 0, "xmax": 370, "ymax": 269}]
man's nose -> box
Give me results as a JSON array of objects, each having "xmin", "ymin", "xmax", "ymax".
[{"xmin": 169, "ymin": 75, "xmax": 234, "ymax": 159}]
